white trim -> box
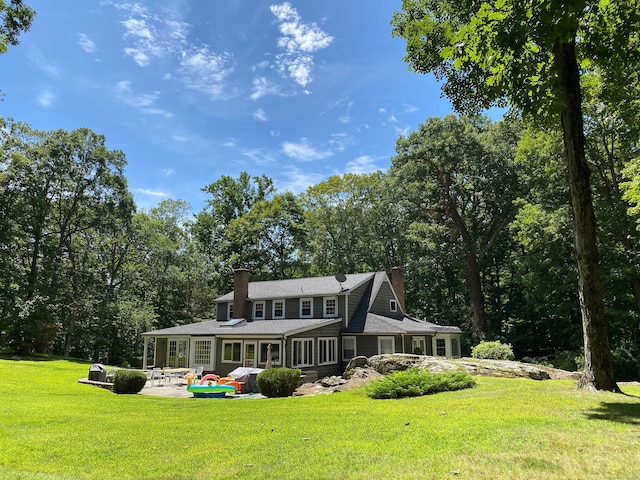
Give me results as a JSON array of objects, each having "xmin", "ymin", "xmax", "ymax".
[
  {"xmin": 299, "ymin": 298, "xmax": 313, "ymax": 318},
  {"xmin": 253, "ymin": 301, "xmax": 265, "ymax": 320},
  {"xmin": 342, "ymin": 336, "xmax": 357, "ymax": 361},
  {"xmin": 258, "ymin": 340, "xmax": 282, "ymax": 366},
  {"xmin": 377, "ymin": 336, "xmax": 395, "ymax": 355},
  {"xmin": 272, "ymin": 299, "xmax": 285, "ymax": 319},
  {"xmin": 435, "ymin": 337, "xmax": 447, "ymax": 357},
  {"xmin": 221, "ymin": 340, "xmax": 242, "ymax": 363},
  {"xmin": 323, "ymin": 296, "xmax": 338, "ymax": 318},
  {"xmin": 318, "ymin": 337, "xmax": 338, "ymax": 366},
  {"xmin": 411, "ymin": 336, "xmax": 426, "ymax": 355},
  {"xmin": 292, "ymin": 337, "xmax": 314, "ymax": 368},
  {"xmin": 390, "ymin": 299, "xmax": 398, "ymax": 312},
  {"xmin": 227, "ymin": 303, "xmax": 233, "ymax": 320},
  {"xmin": 244, "ymin": 341, "xmax": 257, "ymax": 367},
  {"xmin": 190, "ymin": 337, "xmax": 215, "ymax": 371}
]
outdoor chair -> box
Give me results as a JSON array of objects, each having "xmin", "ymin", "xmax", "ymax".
[
  {"xmin": 193, "ymin": 366, "xmax": 204, "ymax": 381},
  {"xmin": 151, "ymin": 367, "xmax": 163, "ymax": 386}
]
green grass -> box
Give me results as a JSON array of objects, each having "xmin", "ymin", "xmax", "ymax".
[{"xmin": 0, "ymin": 359, "xmax": 639, "ymax": 479}]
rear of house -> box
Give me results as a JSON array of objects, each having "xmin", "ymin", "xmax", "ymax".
[{"xmin": 142, "ymin": 268, "xmax": 463, "ymax": 377}]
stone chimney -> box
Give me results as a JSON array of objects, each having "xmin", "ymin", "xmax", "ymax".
[
  {"xmin": 233, "ymin": 268, "xmax": 249, "ymax": 319},
  {"xmin": 391, "ymin": 267, "xmax": 405, "ymax": 312}
]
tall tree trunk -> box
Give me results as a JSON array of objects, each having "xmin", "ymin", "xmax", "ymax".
[
  {"xmin": 553, "ymin": 40, "xmax": 618, "ymax": 392},
  {"xmin": 465, "ymin": 251, "xmax": 486, "ymax": 342}
]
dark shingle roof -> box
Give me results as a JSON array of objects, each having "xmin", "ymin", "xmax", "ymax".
[
  {"xmin": 343, "ymin": 313, "xmax": 462, "ymax": 335},
  {"xmin": 214, "ymin": 272, "xmax": 375, "ymax": 302}
]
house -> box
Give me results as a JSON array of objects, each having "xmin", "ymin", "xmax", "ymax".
[{"xmin": 142, "ymin": 268, "xmax": 463, "ymax": 378}]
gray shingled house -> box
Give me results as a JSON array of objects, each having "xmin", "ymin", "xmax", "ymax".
[{"xmin": 142, "ymin": 268, "xmax": 462, "ymax": 378}]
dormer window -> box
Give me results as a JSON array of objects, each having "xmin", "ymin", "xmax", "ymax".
[
  {"xmin": 390, "ymin": 299, "xmax": 398, "ymax": 312},
  {"xmin": 253, "ymin": 301, "xmax": 265, "ymax": 319},
  {"xmin": 300, "ymin": 298, "xmax": 313, "ymax": 318},
  {"xmin": 323, "ymin": 297, "xmax": 338, "ymax": 317},
  {"xmin": 227, "ymin": 303, "xmax": 233, "ymax": 319}
]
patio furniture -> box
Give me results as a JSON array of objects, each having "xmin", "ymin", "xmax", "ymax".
[
  {"xmin": 193, "ymin": 366, "xmax": 204, "ymax": 381},
  {"xmin": 151, "ymin": 367, "xmax": 164, "ymax": 386}
]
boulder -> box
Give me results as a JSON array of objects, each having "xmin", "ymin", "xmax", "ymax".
[{"xmin": 345, "ymin": 356, "xmax": 368, "ymax": 372}]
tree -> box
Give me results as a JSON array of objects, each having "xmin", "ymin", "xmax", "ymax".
[
  {"xmin": 390, "ymin": 115, "xmax": 525, "ymax": 340},
  {"xmin": 391, "ymin": 0, "xmax": 638, "ymax": 391},
  {"xmin": 0, "ymin": 0, "xmax": 35, "ymax": 53}
]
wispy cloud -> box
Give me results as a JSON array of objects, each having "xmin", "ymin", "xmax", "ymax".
[
  {"xmin": 269, "ymin": 2, "xmax": 333, "ymax": 88},
  {"xmin": 278, "ymin": 167, "xmax": 325, "ymax": 193},
  {"xmin": 37, "ymin": 91, "xmax": 55, "ymax": 108},
  {"xmin": 135, "ymin": 188, "xmax": 170, "ymax": 197},
  {"xmin": 28, "ymin": 50, "xmax": 59, "ymax": 78},
  {"xmin": 281, "ymin": 138, "xmax": 333, "ymax": 161},
  {"xmin": 345, "ymin": 155, "xmax": 381, "ymax": 174},
  {"xmin": 78, "ymin": 33, "xmax": 96, "ymax": 54},
  {"xmin": 162, "ymin": 168, "xmax": 175, "ymax": 176},
  {"xmin": 112, "ymin": 3, "xmax": 233, "ymax": 100},
  {"xmin": 250, "ymin": 77, "xmax": 282, "ymax": 101},
  {"xmin": 253, "ymin": 108, "xmax": 268, "ymax": 121},
  {"xmin": 328, "ymin": 132, "xmax": 353, "ymax": 153},
  {"xmin": 114, "ymin": 80, "xmax": 173, "ymax": 118},
  {"xmin": 403, "ymin": 103, "xmax": 418, "ymax": 113}
]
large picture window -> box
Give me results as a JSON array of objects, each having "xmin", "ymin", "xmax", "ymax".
[
  {"xmin": 193, "ymin": 339, "xmax": 212, "ymax": 365},
  {"xmin": 222, "ymin": 341, "xmax": 242, "ymax": 363},
  {"xmin": 292, "ymin": 338, "xmax": 314, "ymax": 367},
  {"xmin": 318, "ymin": 337, "xmax": 337, "ymax": 365}
]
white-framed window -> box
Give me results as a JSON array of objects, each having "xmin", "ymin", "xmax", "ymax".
[
  {"xmin": 378, "ymin": 336, "xmax": 395, "ymax": 355},
  {"xmin": 292, "ymin": 338, "xmax": 314, "ymax": 367},
  {"xmin": 342, "ymin": 336, "xmax": 356, "ymax": 361},
  {"xmin": 436, "ymin": 338, "xmax": 446, "ymax": 356},
  {"xmin": 411, "ymin": 336, "xmax": 426, "ymax": 355},
  {"xmin": 323, "ymin": 296, "xmax": 338, "ymax": 317},
  {"xmin": 299, "ymin": 298, "xmax": 313, "ymax": 318},
  {"xmin": 318, "ymin": 337, "xmax": 338, "ymax": 365},
  {"xmin": 259, "ymin": 341, "xmax": 281, "ymax": 365},
  {"xmin": 451, "ymin": 337, "xmax": 460, "ymax": 357},
  {"xmin": 253, "ymin": 301, "xmax": 265, "ymax": 319},
  {"xmin": 390, "ymin": 299, "xmax": 398, "ymax": 312},
  {"xmin": 167, "ymin": 338, "xmax": 188, "ymax": 367},
  {"xmin": 272, "ymin": 299, "xmax": 285, "ymax": 319},
  {"xmin": 227, "ymin": 303, "xmax": 233, "ymax": 319},
  {"xmin": 193, "ymin": 339, "xmax": 212, "ymax": 365},
  {"xmin": 222, "ymin": 341, "xmax": 242, "ymax": 363}
]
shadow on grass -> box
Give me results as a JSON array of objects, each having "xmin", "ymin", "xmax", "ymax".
[
  {"xmin": 0, "ymin": 353, "xmax": 90, "ymax": 364},
  {"xmin": 585, "ymin": 402, "xmax": 640, "ymax": 425}
]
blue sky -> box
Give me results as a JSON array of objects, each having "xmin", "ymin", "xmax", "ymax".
[{"xmin": 2, "ymin": 1, "xmax": 455, "ymax": 211}]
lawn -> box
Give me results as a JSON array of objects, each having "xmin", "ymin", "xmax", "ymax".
[{"xmin": 0, "ymin": 358, "xmax": 638, "ymax": 479}]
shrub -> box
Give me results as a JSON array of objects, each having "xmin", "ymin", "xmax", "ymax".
[
  {"xmin": 257, "ymin": 368, "xmax": 301, "ymax": 397},
  {"xmin": 612, "ymin": 348, "xmax": 640, "ymax": 381},
  {"xmin": 365, "ymin": 368, "xmax": 476, "ymax": 399},
  {"xmin": 113, "ymin": 370, "xmax": 147, "ymax": 394},
  {"xmin": 471, "ymin": 341, "xmax": 514, "ymax": 360}
]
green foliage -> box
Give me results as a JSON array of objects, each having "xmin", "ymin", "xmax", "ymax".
[
  {"xmin": 256, "ymin": 367, "xmax": 301, "ymax": 397},
  {"xmin": 365, "ymin": 368, "xmax": 476, "ymax": 399},
  {"xmin": 471, "ymin": 341, "xmax": 515, "ymax": 360},
  {"xmin": 611, "ymin": 348, "xmax": 640, "ymax": 382},
  {"xmin": 0, "ymin": 0, "xmax": 36, "ymax": 54},
  {"xmin": 112, "ymin": 370, "xmax": 147, "ymax": 394}
]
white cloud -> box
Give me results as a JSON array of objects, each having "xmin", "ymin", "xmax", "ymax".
[
  {"xmin": 28, "ymin": 50, "xmax": 59, "ymax": 78},
  {"xmin": 403, "ymin": 103, "xmax": 418, "ymax": 113},
  {"xmin": 114, "ymin": 80, "xmax": 173, "ymax": 118},
  {"xmin": 281, "ymin": 138, "xmax": 333, "ymax": 161},
  {"xmin": 253, "ymin": 108, "xmax": 268, "ymax": 121},
  {"xmin": 162, "ymin": 168, "xmax": 175, "ymax": 176},
  {"xmin": 135, "ymin": 188, "xmax": 169, "ymax": 197},
  {"xmin": 179, "ymin": 47, "xmax": 235, "ymax": 100},
  {"xmin": 345, "ymin": 155, "xmax": 381, "ymax": 174},
  {"xmin": 78, "ymin": 33, "xmax": 96, "ymax": 54},
  {"xmin": 269, "ymin": 2, "xmax": 333, "ymax": 87},
  {"xmin": 250, "ymin": 77, "xmax": 282, "ymax": 101},
  {"xmin": 328, "ymin": 132, "xmax": 353, "ymax": 153},
  {"xmin": 241, "ymin": 148, "xmax": 278, "ymax": 165},
  {"xmin": 37, "ymin": 91, "xmax": 55, "ymax": 108},
  {"xmin": 222, "ymin": 139, "xmax": 237, "ymax": 148},
  {"xmin": 278, "ymin": 167, "xmax": 325, "ymax": 194}
]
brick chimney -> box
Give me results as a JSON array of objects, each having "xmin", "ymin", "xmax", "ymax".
[
  {"xmin": 233, "ymin": 268, "xmax": 249, "ymax": 319},
  {"xmin": 391, "ymin": 267, "xmax": 405, "ymax": 312}
]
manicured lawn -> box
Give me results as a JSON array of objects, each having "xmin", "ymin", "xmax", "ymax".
[{"xmin": 0, "ymin": 358, "xmax": 638, "ymax": 479}]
